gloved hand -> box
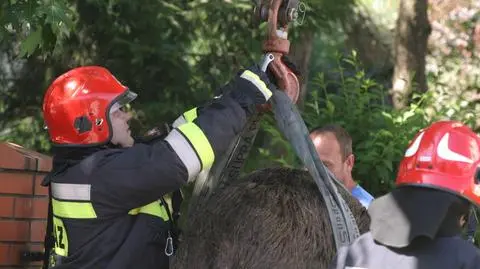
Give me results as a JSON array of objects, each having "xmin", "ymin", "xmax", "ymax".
[
  {"xmin": 134, "ymin": 123, "xmax": 171, "ymax": 144},
  {"xmin": 222, "ymin": 65, "xmax": 277, "ymax": 107}
]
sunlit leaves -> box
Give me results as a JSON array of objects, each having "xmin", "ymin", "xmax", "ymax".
[
  {"xmin": 19, "ymin": 26, "xmax": 42, "ymax": 57},
  {"xmin": 1, "ymin": 0, "xmax": 75, "ymax": 57}
]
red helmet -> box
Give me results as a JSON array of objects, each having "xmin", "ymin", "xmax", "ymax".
[
  {"xmin": 396, "ymin": 120, "xmax": 480, "ymax": 206},
  {"xmin": 42, "ymin": 66, "xmax": 137, "ymax": 146}
]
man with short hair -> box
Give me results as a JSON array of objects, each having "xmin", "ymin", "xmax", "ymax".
[{"xmin": 309, "ymin": 124, "xmax": 374, "ymax": 208}]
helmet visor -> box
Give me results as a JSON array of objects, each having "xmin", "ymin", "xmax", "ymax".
[{"xmin": 110, "ymin": 90, "xmax": 137, "ymax": 114}]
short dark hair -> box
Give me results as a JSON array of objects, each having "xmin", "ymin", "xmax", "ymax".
[
  {"xmin": 310, "ymin": 124, "xmax": 353, "ymax": 160},
  {"xmin": 172, "ymin": 167, "xmax": 370, "ymax": 269}
]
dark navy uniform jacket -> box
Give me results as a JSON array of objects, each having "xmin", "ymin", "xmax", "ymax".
[{"xmin": 46, "ymin": 90, "xmax": 255, "ymax": 269}]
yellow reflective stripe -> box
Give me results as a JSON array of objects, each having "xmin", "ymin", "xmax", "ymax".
[
  {"xmin": 53, "ymin": 216, "xmax": 68, "ymax": 256},
  {"xmin": 128, "ymin": 208, "xmax": 140, "ymax": 215},
  {"xmin": 165, "ymin": 129, "xmax": 201, "ymax": 179},
  {"xmin": 128, "ymin": 201, "xmax": 169, "ymax": 221},
  {"xmin": 240, "ymin": 70, "xmax": 272, "ymax": 100},
  {"xmin": 52, "ymin": 198, "xmax": 97, "ymax": 219},
  {"xmin": 177, "ymin": 122, "xmax": 215, "ymax": 170},
  {"xmin": 183, "ymin": 107, "xmax": 198, "ymax": 122},
  {"xmin": 172, "ymin": 107, "xmax": 198, "ymax": 128}
]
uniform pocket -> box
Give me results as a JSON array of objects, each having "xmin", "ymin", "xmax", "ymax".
[{"xmin": 144, "ymin": 214, "xmax": 172, "ymax": 267}]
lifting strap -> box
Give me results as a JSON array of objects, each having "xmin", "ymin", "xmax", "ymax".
[
  {"xmin": 190, "ymin": 58, "xmax": 360, "ymax": 250},
  {"xmin": 271, "ymin": 89, "xmax": 360, "ymax": 249}
]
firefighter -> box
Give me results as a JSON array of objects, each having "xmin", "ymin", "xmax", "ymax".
[
  {"xmin": 41, "ymin": 65, "xmax": 276, "ymax": 269},
  {"xmin": 330, "ymin": 121, "xmax": 480, "ymax": 269}
]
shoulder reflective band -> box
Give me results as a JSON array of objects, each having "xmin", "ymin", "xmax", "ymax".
[
  {"xmin": 240, "ymin": 70, "xmax": 272, "ymax": 100},
  {"xmin": 53, "ymin": 216, "xmax": 69, "ymax": 256},
  {"xmin": 52, "ymin": 198, "xmax": 97, "ymax": 219},
  {"xmin": 172, "ymin": 107, "xmax": 198, "ymax": 128},
  {"xmin": 128, "ymin": 201, "xmax": 169, "ymax": 221},
  {"xmin": 165, "ymin": 122, "xmax": 215, "ymax": 181},
  {"xmin": 271, "ymin": 89, "xmax": 360, "ymax": 250}
]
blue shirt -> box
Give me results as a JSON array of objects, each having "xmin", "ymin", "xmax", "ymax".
[{"xmin": 351, "ymin": 185, "xmax": 374, "ymax": 208}]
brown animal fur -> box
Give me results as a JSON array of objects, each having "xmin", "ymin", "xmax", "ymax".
[{"xmin": 172, "ymin": 167, "xmax": 370, "ymax": 269}]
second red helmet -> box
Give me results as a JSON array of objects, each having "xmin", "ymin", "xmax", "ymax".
[{"xmin": 396, "ymin": 121, "xmax": 480, "ymax": 206}]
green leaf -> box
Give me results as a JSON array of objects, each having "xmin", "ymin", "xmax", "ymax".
[
  {"xmin": 17, "ymin": 0, "xmax": 39, "ymax": 20},
  {"xmin": 160, "ymin": 2, "xmax": 184, "ymax": 13},
  {"xmin": 19, "ymin": 27, "xmax": 42, "ymax": 57},
  {"xmin": 40, "ymin": 1, "xmax": 74, "ymax": 32},
  {"xmin": 0, "ymin": 27, "xmax": 8, "ymax": 42},
  {"xmin": 342, "ymin": 57, "xmax": 356, "ymax": 66},
  {"xmin": 326, "ymin": 99, "xmax": 335, "ymax": 115},
  {"xmin": 383, "ymin": 159, "xmax": 393, "ymax": 172}
]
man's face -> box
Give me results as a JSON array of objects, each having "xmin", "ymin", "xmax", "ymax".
[
  {"xmin": 310, "ymin": 132, "xmax": 354, "ymax": 185},
  {"xmin": 110, "ymin": 108, "xmax": 134, "ymax": 148}
]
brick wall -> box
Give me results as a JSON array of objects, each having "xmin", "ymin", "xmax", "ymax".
[{"xmin": 0, "ymin": 143, "xmax": 51, "ymax": 269}]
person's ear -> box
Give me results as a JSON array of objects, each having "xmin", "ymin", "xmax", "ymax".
[
  {"xmin": 345, "ymin": 154, "xmax": 355, "ymax": 172},
  {"xmin": 459, "ymin": 214, "xmax": 467, "ymax": 228}
]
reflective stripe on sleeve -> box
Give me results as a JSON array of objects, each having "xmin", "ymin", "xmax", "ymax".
[
  {"xmin": 240, "ymin": 70, "xmax": 272, "ymax": 100},
  {"xmin": 172, "ymin": 107, "xmax": 198, "ymax": 128},
  {"xmin": 165, "ymin": 129, "xmax": 202, "ymax": 180},
  {"xmin": 183, "ymin": 107, "xmax": 198, "ymax": 122},
  {"xmin": 177, "ymin": 123, "xmax": 215, "ymax": 170},
  {"xmin": 165, "ymin": 122, "xmax": 215, "ymax": 181},
  {"xmin": 128, "ymin": 201, "xmax": 169, "ymax": 221},
  {"xmin": 172, "ymin": 116, "xmax": 187, "ymax": 128}
]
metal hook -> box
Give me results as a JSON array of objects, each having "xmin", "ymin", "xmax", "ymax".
[
  {"xmin": 164, "ymin": 231, "xmax": 174, "ymax": 257},
  {"xmin": 261, "ymin": 53, "xmax": 275, "ymax": 72}
]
